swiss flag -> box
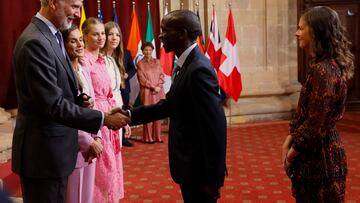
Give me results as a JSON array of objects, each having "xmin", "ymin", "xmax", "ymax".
[
  {"xmin": 218, "ymin": 8, "xmax": 242, "ymax": 101},
  {"xmin": 205, "ymin": 6, "xmax": 222, "ymax": 71},
  {"xmin": 159, "ymin": 5, "xmax": 174, "ymax": 93}
]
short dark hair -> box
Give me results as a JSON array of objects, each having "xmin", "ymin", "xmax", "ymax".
[
  {"xmin": 164, "ymin": 9, "xmax": 201, "ymax": 41},
  {"xmin": 141, "ymin": 42, "xmax": 154, "ymax": 51}
]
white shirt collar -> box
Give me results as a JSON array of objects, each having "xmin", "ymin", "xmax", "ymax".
[
  {"xmin": 176, "ymin": 43, "xmax": 197, "ymax": 68},
  {"xmin": 35, "ymin": 12, "xmax": 59, "ymax": 36}
]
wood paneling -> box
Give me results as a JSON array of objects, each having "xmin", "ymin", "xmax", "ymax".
[{"xmin": 298, "ymin": 0, "xmax": 360, "ymax": 111}]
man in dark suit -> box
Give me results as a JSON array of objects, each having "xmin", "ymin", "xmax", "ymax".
[
  {"xmin": 120, "ymin": 49, "xmax": 136, "ymax": 147},
  {"xmin": 12, "ymin": 0, "xmax": 129, "ymax": 202},
  {"xmin": 114, "ymin": 9, "xmax": 227, "ymax": 203}
]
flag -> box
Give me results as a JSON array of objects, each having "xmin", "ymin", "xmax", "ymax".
[
  {"xmin": 195, "ymin": 8, "xmax": 205, "ymax": 54},
  {"xmin": 79, "ymin": 6, "xmax": 86, "ymax": 35},
  {"xmin": 218, "ymin": 8, "xmax": 242, "ymax": 101},
  {"xmin": 127, "ymin": 7, "xmax": 143, "ymax": 106},
  {"xmin": 145, "ymin": 5, "xmax": 156, "ymax": 58},
  {"xmin": 112, "ymin": 1, "xmax": 118, "ymax": 23},
  {"xmin": 205, "ymin": 6, "xmax": 222, "ymax": 71},
  {"xmin": 97, "ymin": 0, "xmax": 103, "ymax": 22},
  {"xmin": 159, "ymin": 5, "xmax": 174, "ymax": 93}
]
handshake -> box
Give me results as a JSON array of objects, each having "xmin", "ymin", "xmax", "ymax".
[{"xmin": 103, "ymin": 107, "xmax": 131, "ymax": 130}]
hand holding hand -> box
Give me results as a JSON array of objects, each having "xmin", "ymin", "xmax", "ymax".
[
  {"xmin": 104, "ymin": 112, "xmax": 130, "ymax": 130},
  {"xmin": 82, "ymin": 96, "xmax": 94, "ymax": 108},
  {"xmin": 85, "ymin": 138, "xmax": 103, "ymax": 162},
  {"xmin": 282, "ymin": 135, "xmax": 293, "ymax": 162},
  {"xmin": 154, "ymin": 86, "xmax": 161, "ymax": 93},
  {"xmin": 284, "ymin": 147, "xmax": 299, "ymax": 178},
  {"xmin": 76, "ymin": 93, "xmax": 93, "ymax": 107},
  {"xmin": 110, "ymin": 107, "xmax": 129, "ymax": 117}
]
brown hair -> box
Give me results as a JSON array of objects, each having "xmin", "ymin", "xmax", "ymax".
[
  {"xmin": 302, "ymin": 6, "xmax": 354, "ymax": 80},
  {"xmin": 101, "ymin": 21, "xmax": 126, "ymax": 88},
  {"xmin": 141, "ymin": 41, "xmax": 154, "ymax": 51}
]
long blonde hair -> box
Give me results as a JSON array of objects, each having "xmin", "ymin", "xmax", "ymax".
[{"xmin": 101, "ymin": 21, "xmax": 126, "ymax": 88}]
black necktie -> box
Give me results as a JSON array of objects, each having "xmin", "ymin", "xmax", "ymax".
[
  {"xmin": 55, "ymin": 31, "xmax": 65, "ymax": 56},
  {"xmin": 172, "ymin": 65, "xmax": 180, "ymax": 81}
]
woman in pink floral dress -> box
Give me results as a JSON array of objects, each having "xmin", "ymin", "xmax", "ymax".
[{"xmin": 82, "ymin": 17, "xmax": 125, "ymax": 203}]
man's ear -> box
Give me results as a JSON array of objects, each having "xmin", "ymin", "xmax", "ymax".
[{"xmin": 48, "ymin": 0, "xmax": 56, "ymax": 10}]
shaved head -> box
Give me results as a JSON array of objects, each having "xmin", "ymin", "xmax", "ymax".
[{"xmin": 163, "ymin": 9, "xmax": 201, "ymax": 41}]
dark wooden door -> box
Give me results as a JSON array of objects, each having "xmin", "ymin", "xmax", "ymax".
[{"xmin": 298, "ymin": 0, "xmax": 360, "ymax": 111}]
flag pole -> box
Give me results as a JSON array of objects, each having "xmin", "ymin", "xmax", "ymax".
[
  {"xmin": 228, "ymin": 2, "xmax": 232, "ymax": 126},
  {"xmin": 97, "ymin": 0, "xmax": 101, "ymax": 12}
]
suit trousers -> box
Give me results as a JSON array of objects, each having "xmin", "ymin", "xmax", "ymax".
[
  {"xmin": 121, "ymin": 92, "xmax": 130, "ymax": 110},
  {"xmin": 21, "ymin": 176, "xmax": 68, "ymax": 203},
  {"xmin": 180, "ymin": 183, "xmax": 218, "ymax": 203}
]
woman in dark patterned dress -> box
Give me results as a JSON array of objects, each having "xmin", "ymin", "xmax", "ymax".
[{"xmin": 282, "ymin": 6, "xmax": 354, "ymax": 202}]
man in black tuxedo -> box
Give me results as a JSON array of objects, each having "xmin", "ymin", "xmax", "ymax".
[
  {"xmin": 114, "ymin": 9, "xmax": 227, "ymax": 203},
  {"xmin": 12, "ymin": 0, "xmax": 129, "ymax": 202}
]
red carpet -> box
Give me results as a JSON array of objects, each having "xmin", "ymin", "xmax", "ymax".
[
  {"xmin": 1, "ymin": 112, "xmax": 359, "ymax": 202},
  {"xmin": 121, "ymin": 112, "xmax": 360, "ymax": 202}
]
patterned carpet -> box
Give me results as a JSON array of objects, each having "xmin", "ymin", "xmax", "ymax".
[
  {"xmin": 121, "ymin": 112, "xmax": 360, "ymax": 203},
  {"xmin": 1, "ymin": 112, "xmax": 359, "ymax": 202}
]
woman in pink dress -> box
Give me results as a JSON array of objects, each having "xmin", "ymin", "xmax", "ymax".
[
  {"xmin": 137, "ymin": 42, "xmax": 166, "ymax": 143},
  {"xmin": 62, "ymin": 25, "xmax": 103, "ymax": 203},
  {"xmin": 101, "ymin": 21, "xmax": 131, "ymax": 147},
  {"xmin": 81, "ymin": 17, "xmax": 125, "ymax": 203}
]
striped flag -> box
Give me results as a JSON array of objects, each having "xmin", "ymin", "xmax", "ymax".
[
  {"xmin": 145, "ymin": 4, "xmax": 156, "ymax": 58},
  {"xmin": 159, "ymin": 5, "xmax": 174, "ymax": 93},
  {"xmin": 205, "ymin": 6, "xmax": 222, "ymax": 71},
  {"xmin": 195, "ymin": 7, "xmax": 205, "ymax": 54},
  {"xmin": 112, "ymin": 0, "xmax": 118, "ymax": 23},
  {"xmin": 97, "ymin": 0, "xmax": 103, "ymax": 22},
  {"xmin": 127, "ymin": 6, "xmax": 143, "ymax": 106},
  {"xmin": 79, "ymin": 6, "xmax": 86, "ymax": 34}
]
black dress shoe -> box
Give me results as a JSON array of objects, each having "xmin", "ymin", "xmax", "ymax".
[{"xmin": 123, "ymin": 139, "xmax": 134, "ymax": 147}]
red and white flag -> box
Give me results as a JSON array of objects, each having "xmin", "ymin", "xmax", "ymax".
[
  {"xmin": 159, "ymin": 6, "xmax": 174, "ymax": 93},
  {"xmin": 218, "ymin": 8, "xmax": 242, "ymax": 101},
  {"xmin": 205, "ymin": 6, "xmax": 222, "ymax": 71}
]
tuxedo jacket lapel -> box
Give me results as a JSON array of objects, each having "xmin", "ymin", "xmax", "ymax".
[
  {"xmin": 32, "ymin": 17, "xmax": 78, "ymax": 93},
  {"xmin": 168, "ymin": 47, "xmax": 200, "ymax": 96}
]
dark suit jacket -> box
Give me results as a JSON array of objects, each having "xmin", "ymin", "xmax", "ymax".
[
  {"xmin": 121, "ymin": 49, "xmax": 136, "ymax": 95},
  {"xmin": 12, "ymin": 17, "xmax": 103, "ymax": 178},
  {"xmin": 131, "ymin": 47, "xmax": 227, "ymax": 188}
]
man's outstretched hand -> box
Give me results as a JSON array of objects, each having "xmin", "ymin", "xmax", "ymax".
[
  {"xmin": 104, "ymin": 112, "xmax": 130, "ymax": 130},
  {"xmin": 110, "ymin": 107, "xmax": 129, "ymax": 117}
]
